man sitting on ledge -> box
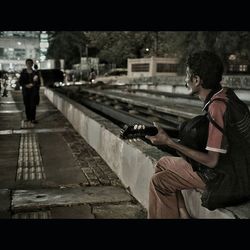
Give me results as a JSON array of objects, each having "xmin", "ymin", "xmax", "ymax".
[{"xmin": 146, "ymin": 50, "xmax": 250, "ymax": 218}]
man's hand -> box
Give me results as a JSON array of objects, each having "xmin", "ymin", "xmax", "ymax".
[
  {"xmin": 26, "ymin": 83, "xmax": 33, "ymax": 88},
  {"xmin": 145, "ymin": 122, "xmax": 174, "ymax": 146},
  {"xmin": 33, "ymin": 75, "xmax": 38, "ymax": 81}
]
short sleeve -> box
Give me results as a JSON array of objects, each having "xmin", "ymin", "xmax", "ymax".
[{"xmin": 206, "ymin": 100, "xmax": 228, "ymax": 153}]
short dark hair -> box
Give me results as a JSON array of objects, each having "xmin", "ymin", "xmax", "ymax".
[
  {"xmin": 186, "ymin": 50, "xmax": 224, "ymax": 89},
  {"xmin": 25, "ymin": 58, "xmax": 33, "ymax": 64}
]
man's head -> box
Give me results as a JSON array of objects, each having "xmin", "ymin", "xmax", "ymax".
[
  {"xmin": 25, "ymin": 59, "xmax": 34, "ymax": 68},
  {"xmin": 185, "ymin": 50, "xmax": 224, "ymax": 91}
]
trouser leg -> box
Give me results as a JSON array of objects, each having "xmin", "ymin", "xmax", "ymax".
[
  {"xmin": 29, "ymin": 90, "xmax": 37, "ymax": 120},
  {"xmin": 23, "ymin": 93, "xmax": 31, "ymax": 120},
  {"xmin": 25, "ymin": 104, "xmax": 31, "ymax": 120},
  {"xmin": 30, "ymin": 98, "xmax": 36, "ymax": 120},
  {"xmin": 148, "ymin": 156, "xmax": 206, "ymax": 219},
  {"xmin": 23, "ymin": 90, "xmax": 36, "ymax": 121}
]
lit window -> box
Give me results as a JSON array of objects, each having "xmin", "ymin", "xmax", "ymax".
[
  {"xmin": 131, "ymin": 63, "xmax": 150, "ymax": 72},
  {"xmin": 239, "ymin": 65, "xmax": 247, "ymax": 72},
  {"xmin": 157, "ymin": 63, "xmax": 178, "ymax": 72}
]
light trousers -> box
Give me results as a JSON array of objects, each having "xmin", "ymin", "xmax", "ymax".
[{"xmin": 148, "ymin": 156, "xmax": 206, "ymax": 219}]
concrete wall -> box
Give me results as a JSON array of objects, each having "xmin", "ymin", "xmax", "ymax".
[
  {"xmin": 44, "ymin": 87, "xmax": 250, "ymax": 218},
  {"xmin": 44, "ymin": 87, "xmax": 166, "ymax": 209},
  {"xmin": 95, "ymin": 75, "xmax": 250, "ymax": 102}
]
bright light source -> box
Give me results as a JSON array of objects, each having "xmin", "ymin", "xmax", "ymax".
[
  {"xmin": 40, "ymin": 55, "xmax": 46, "ymax": 61},
  {"xmin": 229, "ymin": 54, "xmax": 236, "ymax": 60}
]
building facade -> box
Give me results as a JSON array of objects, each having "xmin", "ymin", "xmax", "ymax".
[
  {"xmin": 127, "ymin": 56, "xmax": 180, "ymax": 78},
  {"xmin": 0, "ymin": 31, "xmax": 40, "ymax": 72}
]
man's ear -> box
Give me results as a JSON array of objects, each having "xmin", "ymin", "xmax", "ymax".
[{"xmin": 194, "ymin": 75, "xmax": 201, "ymax": 86}]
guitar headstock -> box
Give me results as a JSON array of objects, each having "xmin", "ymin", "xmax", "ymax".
[{"xmin": 120, "ymin": 124, "xmax": 158, "ymax": 140}]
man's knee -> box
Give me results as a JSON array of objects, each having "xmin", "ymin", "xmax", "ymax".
[
  {"xmin": 150, "ymin": 171, "xmax": 173, "ymax": 194},
  {"xmin": 155, "ymin": 156, "xmax": 173, "ymax": 173}
]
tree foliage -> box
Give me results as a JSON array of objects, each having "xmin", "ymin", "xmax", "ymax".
[
  {"xmin": 47, "ymin": 31, "xmax": 87, "ymax": 69},
  {"xmin": 47, "ymin": 31, "xmax": 250, "ymax": 71}
]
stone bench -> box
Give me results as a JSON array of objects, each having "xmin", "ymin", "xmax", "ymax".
[{"xmin": 182, "ymin": 189, "xmax": 250, "ymax": 219}]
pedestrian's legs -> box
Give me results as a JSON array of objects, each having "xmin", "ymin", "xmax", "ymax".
[
  {"xmin": 25, "ymin": 104, "xmax": 31, "ymax": 121},
  {"xmin": 30, "ymin": 107, "xmax": 36, "ymax": 121},
  {"xmin": 23, "ymin": 92, "xmax": 31, "ymax": 121},
  {"xmin": 23, "ymin": 90, "xmax": 37, "ymax": 121},
  {"xmin": 30, "ymin": 92, "xmax": 36, "ymax": 121},
  {"xmin": 148, "ymin": 156, "xmax": 205, "ymax": 219}
]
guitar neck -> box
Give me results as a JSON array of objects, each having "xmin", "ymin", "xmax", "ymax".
[{"xmin": 120, "ymin": 124, "xmax": 179, "ymax": 140}]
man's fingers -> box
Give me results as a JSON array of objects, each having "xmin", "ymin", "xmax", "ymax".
[{"xmin": 153, "ymin": 122, "xmax": 159, "ymax": 128}]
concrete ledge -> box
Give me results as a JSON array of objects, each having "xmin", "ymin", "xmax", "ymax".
[
  {"xmin": 45, "ymin": 87, "xmax": 165, "ymax": 209},
  {"xmin": 44, "ymin": 87, "xmax": 250, "ymax": 218},
  {"xmin": 96, "ymin": 75, "xmax": 250, "ymax": 102},
  {"xmin": 181, "ymin": 189, "xmax": 235, "ymax": 219}
]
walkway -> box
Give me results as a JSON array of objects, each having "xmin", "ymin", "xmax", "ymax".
[{"xmin": 0, "ymin": 88, "xmax": 146, "ymax": 219}]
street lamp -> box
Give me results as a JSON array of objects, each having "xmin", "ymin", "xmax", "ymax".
[{"xmin": 144, "ymin": 48, "xmax": 150, "ymax": 57}]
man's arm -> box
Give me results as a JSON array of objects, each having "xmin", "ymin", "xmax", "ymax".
[
  {"xmin": 18, "ymin": 71, "xmax": 25, "ymax": 87},
  {"xmin": 167, "ymin": 141, "xmax": 219, "ymax": 168},
  {"xmin": 33, "ymin": 73, "xmax": 41, "ymax": 86},
  {"xmin": 146, "ymin": 123, "xmax": 220, "ymax": 168}
]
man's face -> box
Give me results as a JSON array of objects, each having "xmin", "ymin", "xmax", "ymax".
[
  {"xmin": 26, "ymin": 60, "xmax": 33, "ymax": 68},
  {"xmin": 185, "ymin": 67, "xmax": 199, "ymax": 95}
]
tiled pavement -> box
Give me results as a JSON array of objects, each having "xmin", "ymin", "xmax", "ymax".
[{"xmin": 0, "ymin": 88, "xmax": 147, "ymax": 219}]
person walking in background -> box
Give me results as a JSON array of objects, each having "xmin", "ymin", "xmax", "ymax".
[
  {"xmin": 88, "ymin": 68, "xmax": 96, "ymax": 84},
  {"xmin": 1, "ymin": 73, "xmax": 8, "ymax": 97},
  {"xmin": 19, "ymin": 59, "xmax": 40, "ymax": 124}
]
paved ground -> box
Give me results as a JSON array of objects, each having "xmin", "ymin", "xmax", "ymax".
[{"xmin": 0, "ymin": 87, "xmax": 147, "ymax": 219}]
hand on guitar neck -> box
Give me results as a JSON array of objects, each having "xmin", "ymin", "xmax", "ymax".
[
  {"xmin": 120, "ymin": 124, "xmax": 157, "ymax": 140},
  {"xmin": 120, "ymin": 124, "xmax": 179, "ymax": 140},
  {"xmin": 120, "ymin": 123, "xmax": 180, "ymax": 156}
]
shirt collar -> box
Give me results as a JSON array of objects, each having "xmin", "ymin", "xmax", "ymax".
[{"xmin": 202, "ymin": 87, "xmax": 223, "ymax": 112}]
